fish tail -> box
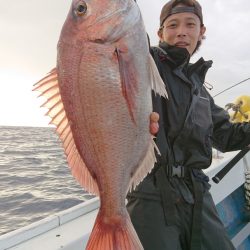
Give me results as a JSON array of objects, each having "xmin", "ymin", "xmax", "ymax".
[{"xmin": 86, "ymin": 210, "xmax": 143, "ymax": 250}]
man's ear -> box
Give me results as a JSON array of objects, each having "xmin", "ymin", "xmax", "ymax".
[
  {"xmin": 199, "ymin": 25, "xmax": 206, "ymax": 41},
  {"xmin": 158, "ymin": 29, "xmax": 163, "ymax": 42}
]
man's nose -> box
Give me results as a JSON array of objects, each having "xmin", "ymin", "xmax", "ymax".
[{"xmin": 176, "ymin": 25, "xmax": 187, "ymax": 37}]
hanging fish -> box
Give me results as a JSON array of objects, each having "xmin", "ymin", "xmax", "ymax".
[{"xmin": 33, "ymin": 0, "xmax": 167, "ymax": 249}]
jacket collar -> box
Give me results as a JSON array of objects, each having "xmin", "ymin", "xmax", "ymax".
[
  {"xmin": 158, "ymin": 42, "xmax": 213, "ymax": 87},
  {"xmin": 158, "ymin": 42, "xmax": 190, "ymax": 67},
  {"xmin": 188, "ymin": 58, "xmax": 213, "ymax": 87}
]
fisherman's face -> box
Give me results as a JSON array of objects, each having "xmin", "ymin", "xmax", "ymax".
[{"xmin": 158, "ymin": 9, "xmax": 206, "ymax": 55}]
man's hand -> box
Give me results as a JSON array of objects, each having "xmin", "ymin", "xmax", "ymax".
[{"xmin": 149, "ymin": 112, "xmax": 159, "ymax": 135}]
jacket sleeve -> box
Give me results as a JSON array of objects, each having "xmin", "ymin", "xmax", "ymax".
[{"xmin": 209, "ymin": 94, "xmax": 250, "ymax": 152}]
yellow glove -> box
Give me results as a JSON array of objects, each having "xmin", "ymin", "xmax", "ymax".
[
  {"xmin": 241, "ymin": 111, "xmax": 250, "ymax": 122},
  {"xmin": 229, "ymin": 111, "xmax": 243, "ymax": 123},
  {"xmin": 234, "ymin": 95, "xmax": 250, "ymax": 113}
]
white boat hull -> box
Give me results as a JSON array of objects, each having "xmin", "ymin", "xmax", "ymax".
[{"xmin": 0, "ymin": 151, "xmax": 249, "ymax": 250}]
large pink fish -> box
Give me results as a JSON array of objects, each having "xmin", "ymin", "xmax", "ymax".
[{"xmin": 34, "ymin": 0, "xmax": 167, "ymax": 249}]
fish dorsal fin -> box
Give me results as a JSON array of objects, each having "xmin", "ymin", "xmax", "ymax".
[
  {"xmin": 128, "ymin": 136, "xmax": 160, "ymax": 192},
  {"xmin": 33, "ymin": 69, "xmax": 99, "ymax": 196},
  {"xmin": 149, "ymin": 54, "xmax": 168, "ymax": 98}
]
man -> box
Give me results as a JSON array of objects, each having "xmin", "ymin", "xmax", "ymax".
[{"xmin": 129, "ymin": 0, "xmax": 250, "ymax": 249}]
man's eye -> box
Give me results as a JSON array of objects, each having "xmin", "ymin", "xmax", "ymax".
[
  {"xmin": 188, "ymin": 23, "xmax": 196, "ymax": 27},
  {"xmin": 168, "ymin": 23, "xmax": 177, "ymax": 28}
]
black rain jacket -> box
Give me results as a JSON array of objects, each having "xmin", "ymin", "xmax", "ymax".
[{"xmin": 151, "ymin": 42, "xmax": 250, "ymax": 170}]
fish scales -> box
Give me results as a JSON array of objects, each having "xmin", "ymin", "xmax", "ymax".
[
  {"xmin": 59, "ymin": 43, "xmax": 151, "ymax": 212},
  {"xmin": 34, "ymin": 0, "xmax": 167, "ymax": 249}
]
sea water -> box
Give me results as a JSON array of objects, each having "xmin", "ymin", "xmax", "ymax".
[{"xmin": 0, "ymin": 126, "xmax": 94, "ymax": 236}]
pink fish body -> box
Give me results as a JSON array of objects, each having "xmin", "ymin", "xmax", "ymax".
[{"xmin": 34, "ymin": 0, "xmax": 167, "ymax": 249}]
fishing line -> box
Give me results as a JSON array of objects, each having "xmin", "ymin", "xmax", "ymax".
[{"xmin": 213, "ymin": 77, "xmax": 250, "ymax": 98}]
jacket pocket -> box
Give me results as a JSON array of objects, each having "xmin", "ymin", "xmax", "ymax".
[
  {"xmin": 192, "ymin": 95, "xmax": 213, "ymax": 156},
  {"xmin": 193, "ymin": 96, "xmax": 212, "ymax": 128}
]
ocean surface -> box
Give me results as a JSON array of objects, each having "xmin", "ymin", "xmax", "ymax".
[{"xmin": 0, "ymin": 126, "xmax": 94, "ymax": 236}]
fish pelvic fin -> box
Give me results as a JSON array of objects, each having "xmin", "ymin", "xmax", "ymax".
[
  {"xmin": 33, "ymin": 68, "xmax": 99, "ymax": 196},
  {"xmin": 129, "ymin": 136, "xmax": 160, "ymax": 192},
  {"xmin": 86, "ymin": 210, "xmax": 143, "ymax": 250},
  {"xmin": 149, "ymin": 54, "xmax": 168, "ymax": 99}
]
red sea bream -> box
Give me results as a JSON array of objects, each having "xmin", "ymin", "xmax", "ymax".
[{"xmin": 33, "ymin": 0, "xmax": 167, "ymax": 249}]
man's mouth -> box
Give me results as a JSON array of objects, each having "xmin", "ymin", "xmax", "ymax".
[{"xmin": 175, "ymin": 42, "xmax": 189, "ymax": 47}]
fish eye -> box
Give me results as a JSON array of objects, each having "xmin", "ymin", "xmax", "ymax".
[{"xmin": 76, "ymin": 2, "xmax": 87, "ymax": 16}]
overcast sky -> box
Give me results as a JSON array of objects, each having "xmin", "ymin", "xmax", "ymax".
[{"xmin": 0, "ymin": 0, "xmax": 249, "ymax": 126}]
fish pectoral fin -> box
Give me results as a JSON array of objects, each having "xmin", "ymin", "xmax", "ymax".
[
  {"xmin": 115, "ymin": 47, "xmax": 138, "ymax": 124},
  {"xmin": 149, "ymin": 54, "xmax": 168, "ymax": 99},
  {"xmin": 33, "ymin": 68, "xmax": 99, "ymax": 196},
  {"xmin": 128, "ymin": 136, "xmax": 160, "ymax": 192}
]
